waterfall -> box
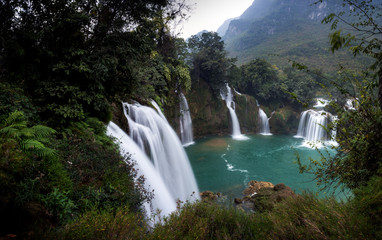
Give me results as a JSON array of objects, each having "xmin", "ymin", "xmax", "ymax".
[
  {"xmin": 220, "ymin": 83, "xmax": 249, "ymax": 140},
  {"xmin": 295, "ymin": 109, "xmax": 337, "ymax": 147},
  {"xmin": 150, "ymin": 99, "xmax": 167, "ymax": 122},
  {"xmin": 259, "ymin": 108, "xmax": 272, "ymax": 135},
  {"xmin": 122, "ymin": 102, "xmax": 199, "ymax": 204},
  {"xmin": 313, "ymin": 98, "xmax": 330, "ymax": 109},
  {"xmin": 345, "ymin": 98, "xmax": 356, "ymax": 110},
  {"xmin": 179, "ymin": 93, "xmax": 194, "ymax": 146},
  {"xmin": 106, "ymin": 122, "xmax": 176, "ymax": 219},
  {"xmin": 296, "ymin": 110, "xmax": 329, "ymax": 141}
]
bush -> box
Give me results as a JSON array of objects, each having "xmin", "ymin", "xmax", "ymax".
[
  {"xmin": 267, "ymin": 193, "xmax": 368, "ymax": 240},
  {"xmin": 150, "ymin": 201, "xmax": 271, "ymax": 240},
  {"xmin": 50, "ymin": 206, "xmax": 147, "ymax": 240},
  {"xmin": 351, "ymin": 175, "xmax": 382, "ymax": 238}
]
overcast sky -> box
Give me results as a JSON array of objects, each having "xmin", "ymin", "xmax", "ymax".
[{"xmin": 178, "ymin": 0, "xmax": 254, "ymax": 39}]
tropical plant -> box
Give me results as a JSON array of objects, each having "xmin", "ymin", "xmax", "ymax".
[{"xmin": 0, "ymin": 111, "xmax": 56, "ymax": 158}]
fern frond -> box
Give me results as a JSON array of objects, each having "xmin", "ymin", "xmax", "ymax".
[
  {"xmin": 19, "ymin": 127, "xmax": 35, "ymax": 138},
  {"xmin": 0, "ymin": 126, "xmax": 19, "ymax": 138},
  {"xmin": 21, "ymin": 139, "xmax": 56, "ymax": 157},
  {"xmin": 30, "ymin": 125, "xmax": 56, "ymax": 139},
  {"xmin": 7, "ymin": 121, "xmax": 28, "ymax": 130},
  {"xmin": 4, "ymin": 111, "xmax": 25, "ymax": 126},
  {"xmin": 21, "ymin": 139, "xmax": 45, "ymax": 151},
  {"xmin": 34, "ymin": 148, "xmax": 57, "ymax": 158}
]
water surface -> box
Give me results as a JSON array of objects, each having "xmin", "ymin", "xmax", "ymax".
[{"xmin": 186, "ymin": 135, "xmax": 340, "ymax": 198}]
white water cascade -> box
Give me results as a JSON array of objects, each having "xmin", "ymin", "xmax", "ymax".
[
  {"xmin": 150, "ymin": 99, "xmax": 167, "ymax": 122},
  {"xmin": 220, "ymin": 83, "xmax": 249, "ymax": 140},
  {"xmin": 179, "ymin": 93, "xmax": 194, "ymax": 146},
  {"xmin": 123, "ymin": 102, "xmax": 200, "ymax": 204},
  {"xmin": 296, "ymin": 110, "xmax": 329, "ymax": 142},
  {"xmin": 259, "ymin": 108, "xmax": 272, "ymax": 135},
  {"xmin": 295, "ymin": 108, "xmax": 338, "ymax": 147},
  {"xmin": 106, "ymin": 122, "xmax": 176, "ymax": 218}
]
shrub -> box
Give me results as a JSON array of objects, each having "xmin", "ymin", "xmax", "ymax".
[
  {"xmin": 51, "ymin": 206, "xmax": 147, "ymax": 240},
  {"xmin": 150, "ymin": 201, "xmax": 271, "ymax": 240},
  {"xmin": 267, "ymin": 193, "xmax": 368, "ymax": 240}
]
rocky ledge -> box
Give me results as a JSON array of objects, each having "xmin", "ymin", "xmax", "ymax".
[{"xmin": 237, "ymin": 180, "xmax": 296, "ymax": 212}]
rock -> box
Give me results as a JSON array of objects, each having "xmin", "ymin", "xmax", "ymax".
[
  {"xmin": 240, "ymin": 180, "xmax": 296, "ymax": 212},
  {"xmin": 200, "ymin": 191, "xmax": 219, "ymax": 201},
  {"xmin": 234, "ymin": 198, "xmax": 243, "ymax": 204},
  {"xmin": 243, "ymin": 180, "xmax": 274, "ymax": 196},
  {"xmin": 273, "ymin": 183, "xmax": 286, "ymax": 191},
  {"xmin": 251, "ymin": 182, "xmax": 296, "ymax": 212}
]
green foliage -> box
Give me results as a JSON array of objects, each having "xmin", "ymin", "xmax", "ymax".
[
  {"xmin": 150, "ymin": 201, "xmax": 271, "ymax": 240},
  {"xmin": 0, "ymin": 0, "xmax": 191, "ymax": 127},
  {"xmin": 238, "ymin": 59, "xmax": 280, "ymax": 102},
  {"xmin": 235, "ymin": 59, "xmax": 318, "ymax": 105},
  {"xmin": 0, "ymin": 111, "xmax": 56, "ymax": 158},
  {"xmin": 266, "ymin": 193, "xmax": 368, "ymax": 239},
  {"xmin": 351, "ymin": 175, "xmax": 382, "ymax": 237},
  {"xmin": 50, "ymin": 206, "xmax": 147, "ymax": 240},
  {"xmin": 0, "ymin": 82, "xmax": 38, "ymax": 122},
  {"xmin": 188, "ymin": 32, "xmax": 236, "ymax": 95},
  {"xmin": 43, "ymin": 188, "xmax": 76, "ymax": 223}
]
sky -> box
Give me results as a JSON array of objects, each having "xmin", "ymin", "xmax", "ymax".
[{"xmin": 178, "ymin": 0, "xmax": 254, "ymax": 39}]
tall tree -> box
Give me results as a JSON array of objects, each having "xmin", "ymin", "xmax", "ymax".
[{"xmin": 188, "ymin": 32, "xmax": 235, "ymax": 95}]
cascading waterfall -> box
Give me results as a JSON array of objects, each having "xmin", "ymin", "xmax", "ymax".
[
  {"xmin": 179, "ymin": 93, "xmax": 194, "ymax": 146},
  {"xmin": 295, "ymin": 98, "xmax": 338, "ymax": 147},
  {"xmin": 150, "ymin": 99, "xmax": 167, "ymax": 122},
  {"xmin": 123, "ymin": 102, "xmax": 200, "ymax": 203},
  {"xmin": 106, "ymin": 122, "xmax": 176, "ymax": 218},
  {"xmin": 220, "ymin": 83, "xmax": 248, "ymax": 140},
  {"xmin": 296, "ymin": 110, "xmax": 329, "ymax": 142},
  {"xmin": 259, "ymin": 108, "xmax": 272, "ymax": 135},
  {"xmin": 295, "ymin": 108, "xmax": 338, "ymax": 148},
  {"xmin": 313, "ymin": 98, "xmax": 330, "ymax": 108}
]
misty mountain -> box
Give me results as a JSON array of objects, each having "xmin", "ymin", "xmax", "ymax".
[{"xmin": 220, "ymin": 0, "xmax": 371, "ymax": 72}]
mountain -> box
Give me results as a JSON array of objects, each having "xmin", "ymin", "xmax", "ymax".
[
  {"xmin": 216, "ymin": 17, "xmax": 237, "ymax": 37},
  {"xmin": 220, "ymin": 0, "xmax": 371, "ymax": 72}
]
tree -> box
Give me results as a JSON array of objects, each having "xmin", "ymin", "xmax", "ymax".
[
  {"xmin": 188, "ymin": 32, "xmax": 235, "ymax": 95},
  {"xmin": 0, "ymin": 0, "xmax": 191, "ymax": 125},
  {"xmin": 239, "ymin": 59, "xmax": 280, "ymax": 102}
]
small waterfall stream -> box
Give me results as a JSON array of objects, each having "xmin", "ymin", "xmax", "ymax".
[
  {"xmin": 122, "ymin": 102, "xmax": 199, "ymax": 203},
  {"xmin": 259, "ymin": 108, "xmax": 272, "ymax": 135},
  {"xmin": 106, "ymin": 122, "xmax": 176, "ymax": 219},
  {"xmin": 179, "ymin": 93, "xmax": 194, "ymax": 146},
  {"xmin": 221, "ymin": 83, "xmax": 248, "ymax": 140}
]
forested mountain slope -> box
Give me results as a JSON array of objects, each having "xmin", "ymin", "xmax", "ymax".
[{"xmin": 221, "ymin": 0, "xmax": 372, "ymax": 71}]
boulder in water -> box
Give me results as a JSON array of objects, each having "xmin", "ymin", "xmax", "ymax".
[
  {"xmin": 239, "ymin": 180, "xmax": 296, "ymax": 212},
  {"xmin": 243, "ymin": 180, "xmax": 274, "ymax": 196},
  {"xmin": 200, "ymin": 191, "xmax": 221, "ymax": 201}
]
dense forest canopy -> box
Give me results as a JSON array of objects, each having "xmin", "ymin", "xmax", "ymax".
[{"xmin": 0, "ymin": 0, "xmax": 192, "ymax": 126}]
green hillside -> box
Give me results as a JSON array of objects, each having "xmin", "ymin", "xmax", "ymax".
[{"xmin": 222, "ymin": 0, "xmax": 371, "ymax": 72}]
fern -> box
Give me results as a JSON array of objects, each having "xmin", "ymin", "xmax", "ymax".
[
  {"xmin": 31, "ymin": 125, "xmax": 57, "ymax": 139},
  {"xmin": 0, "ymin": 111, "xmax": 57, "ymax": 157},
  {"xmin": 3, "ymin": 110, "xmax": 24, "ymax": 126}
]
